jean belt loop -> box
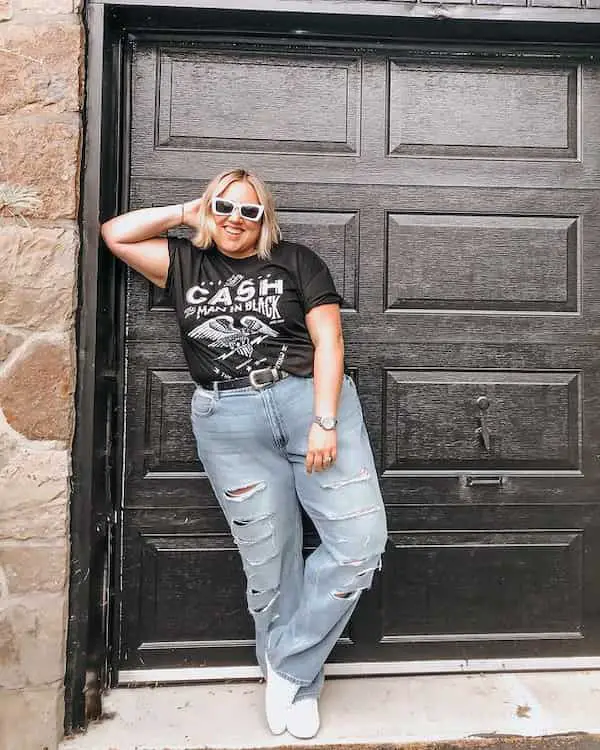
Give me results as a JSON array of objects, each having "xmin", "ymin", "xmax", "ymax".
[{"xmin": 212, "ymin": 381, "xmax": 220, "ymax": 400}]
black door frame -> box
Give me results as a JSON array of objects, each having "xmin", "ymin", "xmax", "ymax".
[{"xmin": 68, "ymin": 0, "xmax": 600, "ymax": 733}]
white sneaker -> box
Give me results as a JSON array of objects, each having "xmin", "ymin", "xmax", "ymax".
[
  {"xmin": 265, "ymin": 657, "xmax": 299, "ymax": 735},
  {"xmin": 287, "ymin": 697, "xmax": 320, "ymax": 739}
]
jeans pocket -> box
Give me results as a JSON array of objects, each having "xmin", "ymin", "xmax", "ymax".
[{"xmin": 191, "ymin": 387, "xmax": 216, "ymax": 418}]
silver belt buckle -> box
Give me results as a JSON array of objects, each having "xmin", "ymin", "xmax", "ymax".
[{"xmin": 249, "ymin": 367, "xmax": 276, "ymax": 390}]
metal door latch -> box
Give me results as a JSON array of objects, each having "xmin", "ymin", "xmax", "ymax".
[{"xmin": 475, "ymin": 395, "xmax": 491, "ymax": 451}]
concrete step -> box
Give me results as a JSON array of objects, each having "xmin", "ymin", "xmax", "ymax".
[{"xmin": 60, "ymin": 671, "xmax": 600, "ymax": 750}]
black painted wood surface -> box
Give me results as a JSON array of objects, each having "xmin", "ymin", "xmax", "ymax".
[{"xmin": 117, "ymin": 37, "xmax": 600, "ymax": 673}]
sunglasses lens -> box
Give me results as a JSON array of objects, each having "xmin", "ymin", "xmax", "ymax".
[
  {"xmin": 240, "ymin": 204, "xmax": 261, "ymax": 220},
  {"xmin": 214, "ymin": 198, "xmax": 234, "ymax": 215}
]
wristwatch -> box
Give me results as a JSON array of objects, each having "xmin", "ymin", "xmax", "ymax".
[{"xmin": 314, "ymin": 415, "xmax": 338, "ymax": 431}]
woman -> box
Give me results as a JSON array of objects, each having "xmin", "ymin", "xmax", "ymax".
[{"xmin": 101, "ymin": 168, "xmax": 388, "ymax": 739}]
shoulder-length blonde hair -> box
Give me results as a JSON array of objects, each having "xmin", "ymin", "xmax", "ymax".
[{"xmin": 191, "ymin": 169, "xmax": 281, "ymax": 260}]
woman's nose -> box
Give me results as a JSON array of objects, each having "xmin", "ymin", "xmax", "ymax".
[{"xmin": 229, "ymin": 207, "xmax": 243, "ymax": 223}]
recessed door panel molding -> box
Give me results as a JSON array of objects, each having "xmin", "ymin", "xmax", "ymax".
[
  {"xmin": 387, "ymin": 62, "xmax": 579, "ymax": 160},
  {"xmin": 128, "ymin": 267, "xmax": 180, "ymax": 344},
  {"xmin": 149, "ymin": 284, "xmax": 173, "ymax": 312},
  {"xmin": 278, "ymin": 210, "xmax": 359, "ymax": 310},
  {"xmin": 155, "ymin": 49, "xmax": 361, "ymax": 155},
  {"xmin": 382, "ymin": 530, "xmax": 583, "ymax": 639},
  {"xmin": 145, "ymin": 369, "xmax": 202, "ymax": 477},
  {"xmin": 382, "ymin": 370, "xmax": 581, "ymax": 474},
  {"xmin": 124, "ymin": 346, "xmax": 216, "ymax": 508},
  {"xmin": 133, "ymin": 533, "xmax": 252, "ymax": 650},
  {"xmin": 386, "ymin": 214, "xmax": 579, "ymax": 313}
]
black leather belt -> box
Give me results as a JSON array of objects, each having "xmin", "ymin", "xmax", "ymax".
[{"xmin": 206, "ymin": 367, "xmax": 290, "ymax": 392}]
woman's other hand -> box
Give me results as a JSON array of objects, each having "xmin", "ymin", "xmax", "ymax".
[{"xmin": 305, "ymin": 422, "xmax": 337, "ymax": 473}]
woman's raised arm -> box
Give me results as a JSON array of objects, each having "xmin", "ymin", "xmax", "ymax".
[{"xmin": 101, "ymin": 202, "xmax": 190, "ymax": 288}]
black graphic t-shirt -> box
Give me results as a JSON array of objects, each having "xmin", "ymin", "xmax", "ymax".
[{"xmin": 166, "ymin": 238, "xmax": 342, "ymax": 385}]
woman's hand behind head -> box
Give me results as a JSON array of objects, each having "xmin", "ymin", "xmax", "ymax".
[{"xmin": 182, "ymin": 197, "xmax": 204, "ymax": 227}]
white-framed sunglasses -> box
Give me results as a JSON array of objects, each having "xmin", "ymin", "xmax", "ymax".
[{"xmin": 211, "ymin": 196, "xmax": 265, "ymax": 222}]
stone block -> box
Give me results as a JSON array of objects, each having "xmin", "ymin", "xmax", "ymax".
[
  {"xmin": 14, "ymin": 0, "xmax": 73, "ymax": 10},
  {"xmin": 0, "ymin": 491, "xmax": 69, "ymax": 543},
  {"xmin": 0, "ymin": 330, "xmax": 25, "ymax": 363},
  {"xmin": 0, "ymin": 18, "xmax": 82, "ymax": 115},
  {"xmin": 0, "ymin": 0, "xmax": 12, "ymax": 21},
  {"xmin": 0, "ymin": 225, "xmax": 78, "ymax": 330},
  {"xmin": 0, "ymin": 541, "xmax": 68, "ymax": 594},
  {"xmin": 0, "ymin": 116, "xmax": 81, "ymax": 221},
  {"xmin": 0, "ymin": 446, "xmax": 69, "ymax": 541},
  {"xmin": 0, "ymin": 337, "xmax": 74, "ymax": 441},
  {"xmin": 0, "ymin": 593, "xmax": 67, "ymax": 688},
  {"xmin": 0, "ymin": 685, "xmax": 63, "ymax": 750}
]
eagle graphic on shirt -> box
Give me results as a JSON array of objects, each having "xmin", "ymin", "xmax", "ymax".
[{"xmin": 187, "ymin": 314, "xmax": 279, "ymax": 360}]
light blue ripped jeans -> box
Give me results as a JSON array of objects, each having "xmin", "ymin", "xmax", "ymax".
[{"xmin": 190, "ymin": 373, "xmax": 388, "ymax": 699}]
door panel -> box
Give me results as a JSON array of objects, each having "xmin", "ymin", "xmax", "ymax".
[
  {"xmin": 155, "ymin": 50, "xmax": 361, "ymax": 154},
  {"xmin": 386, "ymin": 214, "xmax": 578, "ymax": 312},
  {"xmin": 383, "ymin": 530, "xmax": 584, "ymax": 637},
  {"xmin": 387, "ymin": 63, "xmax": 578, "ymax": 159},
  {"xmin": 118, "ymin": 38, "xmax": 600, "ymax": 674},
  {"xmin": 383, "ymin": 370, "xmax": 580, "ymax": 472}
]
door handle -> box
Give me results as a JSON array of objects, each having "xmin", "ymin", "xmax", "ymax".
[
  {"xmin": 476, "ymin": 418, "xmax": 491, "ymax": 451},
  {"xmin": 466, "ymin": 476, "xmax": 503, "ymax": 487},
  {"xmin": 475, "ymin": 395, "xmax": 491, "ymax": 452}
]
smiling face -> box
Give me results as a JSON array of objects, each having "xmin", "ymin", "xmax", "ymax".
[{"xmin": 211, "ymin": 180, "xmax": 262, "ymax": 259}]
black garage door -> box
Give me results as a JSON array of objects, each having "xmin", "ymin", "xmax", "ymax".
[{"xmin": 117, "ymin": 36, "xmax": 600, "ymax": 676}]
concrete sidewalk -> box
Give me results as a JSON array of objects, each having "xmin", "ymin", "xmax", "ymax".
[{"xmin": 61, "ymin": 671, "xmax": 600, "ymax": 750}]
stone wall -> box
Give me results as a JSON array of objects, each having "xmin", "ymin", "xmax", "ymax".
[{"xmin": 0, "ymin": 0, "xmax": 82, "ymax": 748}]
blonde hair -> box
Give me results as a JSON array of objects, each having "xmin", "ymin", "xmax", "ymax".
[{"xmin": 191, "ymin": 169, "xmax": 281, "ymax": 259}]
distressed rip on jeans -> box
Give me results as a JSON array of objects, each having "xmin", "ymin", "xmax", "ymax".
[
  {"xmin": 321, "ymin": 486, "xmax": 385, "ymax": 600},
  {"xmin": 224, "ymin": 481, "xmax": 267, "ymax": 501},
  {"xmin": 221, "ymin": 482, "xmax": 284, "ymax": 617},
  {"xmin": 331, "ymin": 553, "xmax": 382, "ymax": 600},
  {"xmin": 250, "ymin": 588, "xmax": 280, "ymax": 615},
  {"xmin": 319, "ymin": 467, "xmax": 370, "ymax": 491}
]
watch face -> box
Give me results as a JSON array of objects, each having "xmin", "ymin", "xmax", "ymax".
[{"xmin": 319, "ymin": 416, "xmax": 337, "ymax": 430}]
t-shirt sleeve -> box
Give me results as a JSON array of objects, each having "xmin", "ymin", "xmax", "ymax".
[
  {"xmin": 296, "ymin": 246, "xmax": 343, "ymax": 313},
  {"xmin": 165, "ymin": 236, "xmax": 187, "ymax": 305}
]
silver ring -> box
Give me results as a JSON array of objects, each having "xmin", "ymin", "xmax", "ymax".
[{"xmin": 325, "ymin": 456, "xmax": 333, "ymax": 463}]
